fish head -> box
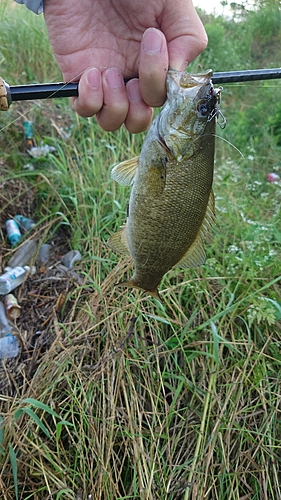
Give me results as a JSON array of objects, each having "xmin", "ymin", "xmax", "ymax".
[{"xmin": 158, "ymin": 69, "xmax": 221, "ymax": 159}]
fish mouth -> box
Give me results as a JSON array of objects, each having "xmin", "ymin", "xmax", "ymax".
[{"xmin": 168, "ymin": 68, "xmax": 213, "ymax": 89}]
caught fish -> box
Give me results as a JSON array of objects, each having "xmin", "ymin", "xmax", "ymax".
[{"xmin": 108, "ymin": 69, "xmax": 222, "ymax": 299}]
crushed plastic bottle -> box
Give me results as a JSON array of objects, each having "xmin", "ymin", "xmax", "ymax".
[
  {"xmin": 0, "ymin": 335, "xmax": 19, "ymax": 359},
  {"xmin": 0, "ymin": 301, "xmax": 11, "ymax": 336},
  {"xmin": 61, "ymin": 250, "xmax": 82, "ymax": 268},
  {"xmin": 28, "ymin": 144, "xmax": 56, "ymax": 158},
  {"xmin": 0, "ymin": 302, "xmax": 19, "ymax": 359},
  {"xmin": 5, "ymin": 219, "xmax": 21, "ymax": 246},
  {"xmin": 37, "ymin": 243, "xmax": 52, "ymax": 266},
  {"xmin": 14, "ymin": 215, "xmax": 36, "ymax": 231},
  {"xmin": 0, "ymin": 266, "xmax": 30, "ymax": 295},
  {"xmin": 7, "ymin": 239, "xmax": 37, "ymax": 268}
]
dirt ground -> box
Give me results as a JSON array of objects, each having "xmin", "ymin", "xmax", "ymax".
[{"xmin": 0, "ymin": 161, "xmax": 86, "ymax": 396}]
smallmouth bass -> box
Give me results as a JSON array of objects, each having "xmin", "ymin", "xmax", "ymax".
[{"xmin": 108, "ymin": 69, "xmax": 221, "ymax": 299}]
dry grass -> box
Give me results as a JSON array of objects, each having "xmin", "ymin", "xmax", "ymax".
[{"xmin": 0, "ymin": 256, "xmax": 280, "ymax": 499}]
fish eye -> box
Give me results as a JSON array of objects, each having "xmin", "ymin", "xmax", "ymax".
[{"xmin": 197, "ymin": 101, "xmax": 208, "ymax": 116}]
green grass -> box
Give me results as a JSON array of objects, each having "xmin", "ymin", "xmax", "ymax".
[{"xmin": 0, "ymin": 2, "xmax": 281, "ymax": 499}]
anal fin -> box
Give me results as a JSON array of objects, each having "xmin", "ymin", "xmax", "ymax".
[
  {"xmin": 177, "ymin": 235, "xmax": 206, "ymax": 269},
  {"xmin": 108, "ymin": 225, "xmax": 131, "ymax": 256},
  {"xmin": 177, "ymin": 189, "xmax": 215, "ymax": 269},
  {"xmin": 201, "ymin": 189, "xmax": 216, "ymax": 239}
]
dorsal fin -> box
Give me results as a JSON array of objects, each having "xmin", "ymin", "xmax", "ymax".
[{"xmin": 111, "ymin": 156, "xmax": 140, "ymax": 186}]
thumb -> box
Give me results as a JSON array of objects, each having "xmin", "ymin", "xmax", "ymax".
[
  {"xmin": 164, "ymin": 2, "xmax": 208, "ymax": 70},
  {"xmin": 168, "ymin": 33, "xmax": 208, "ymax": 71}
]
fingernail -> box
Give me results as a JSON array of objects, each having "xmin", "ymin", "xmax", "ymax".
[
  {"xmin": 142, "ymin": 28, "xmax": 163, "ymax": 54},
  {"xmin": 127, "ymin": 80, "xmax": 142, "ymax": 102},
  {"xmin": 105, "ymin": 68, "xmax": 124, "ymax": 89},
  {"xmin": 87, "ymin": 68, "xmax": 101, "ymax": 89}
]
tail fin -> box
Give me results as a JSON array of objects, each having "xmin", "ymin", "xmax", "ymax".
[{"xmin": 115, "ymin": 279, "xmax": 162, "ymax": 302}]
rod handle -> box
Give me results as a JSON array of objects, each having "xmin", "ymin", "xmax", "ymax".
[{"xmin": 0, "ymin": 78, "xmax": 11, "ymax": 111}]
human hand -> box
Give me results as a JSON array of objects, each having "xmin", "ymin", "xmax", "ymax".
[{"xmin": 44, "ymin": 0, "xmax": 207, "ymax": 133}]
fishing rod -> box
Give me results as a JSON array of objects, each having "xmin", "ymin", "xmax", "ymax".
[{"xmin": 1, "ymin": 67, "xmax": 281, "ymax": 111}]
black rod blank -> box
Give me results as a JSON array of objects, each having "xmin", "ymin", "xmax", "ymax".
[
  {"xmin": 7, "ymin": 67, "xmax": 281, "ymax": 103},
  {"xmin": 10, "ymin": 81, "xmax": 79, "ymax": 101},
  {"xmin": 212, "ymin": 67, "xmax": 281, "ymax": 84}
]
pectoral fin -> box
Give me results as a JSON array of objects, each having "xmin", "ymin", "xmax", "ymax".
[
  {"xmin": 108, "ymin": 225, "xmax": 131, "ymax": 256},
  {"xmin": 111, "ymin": 156, "xmax": 139, "ymax": 185}
]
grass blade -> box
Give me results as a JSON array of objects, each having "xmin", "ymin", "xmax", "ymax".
[{"xmin": 9, "ymin": 444, "xmax": 18, "ymax": 500}]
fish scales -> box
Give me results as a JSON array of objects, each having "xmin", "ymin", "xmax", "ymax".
[{"xmin": 109, "ymin": 69, "xmax": 220, "ymax": 299}]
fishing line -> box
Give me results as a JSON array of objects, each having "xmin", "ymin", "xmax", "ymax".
[
  {"xmin": 218, "ymin": 82, "xmax": 281, "ymax": 89},
  {"xmin": 0, "ymin": 71, "xmax": 84, "ymax": 134},
  {"xmin": 204, "ymin": 133, "xmax": 245, "ymax": 159},
  {"xmin": 0, "ymin": 105, "xmax": 40, "ymax": 133}
]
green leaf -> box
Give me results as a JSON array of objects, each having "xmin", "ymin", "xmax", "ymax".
[
  {"xmin": 13, "ymin": 409, "xmax": 24, "ymax": 421},
  {"xmin": 56, "ymin": 422, "xmax": 64, "ymax": 441},
  {"xmin": 165, "ymin": 336, "xmax": 181, "ymax": 349},
  {"xmin": 9, "ymin": 444, "xmax": 18, "ymax": 500},
  {"xmin": 22, "ymin": 398, "xmax": 61, "ymax": 418},
  {"xmin": 0, "ymin": 415, "xmax": 4, "ymax": 456},
  {"xmin": 55, "ymin": 489, "xmax": 73, "ymax": 499},
  {"xmin": 145, "ymin": 314, "xmax": 171, "ymax": 325},
  {"xmin": 264, "ymin": 298, "xmax": 281, "ymax": 320},
  {"xmin": 210, "ymin": 321, "xmax": 220, "ymax": 364},
  {"xmin": 22, "ymin": 399, "xmax": 73, "ymax": 428},
  {"xmin": 22, "ymin": 407, "xmax": 51, "ymax": 439}
]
